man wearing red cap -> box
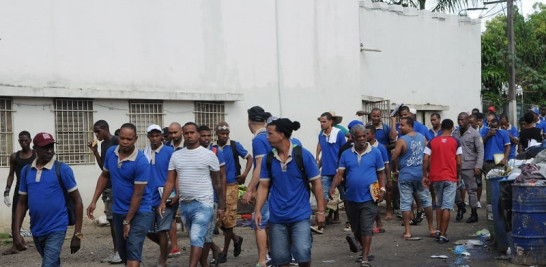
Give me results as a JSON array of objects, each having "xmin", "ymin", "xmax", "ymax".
[{"xmin": 13, "ymin": 132, "xmax": 84, "ymax": 266}]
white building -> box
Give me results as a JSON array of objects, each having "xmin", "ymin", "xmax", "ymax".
[{"xmin": 0, "ymin": 0, "xmax": 481, "ymax": 229}]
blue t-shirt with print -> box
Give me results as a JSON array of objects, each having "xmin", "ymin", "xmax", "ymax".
[
  {"xmin": 219, "ymin": 141, "xmax": 249, "ymax": 184},
  {"xmin": 148, "ymin": 145, "xmax": 174, "ymax": 207},
  {"xmin": 19, "ymin": 161, "xmax": 78, "ymax": 236},
  {"xmin": 398, "ymin": 133, "xmax": 426, "ymax": 181},
  {"xmin": 396, "ymin": 121, "xmax": 432, "ymax": 141},
  {"xmin": 260, "ymin": 145, "xmax": 320, "ymax": 224},
  {"xmin": 104, "ymin": 146, "xmax": 152, "ymax": 214},
  {"xmin": 318, "ymin": 129, "xmax": 346, "ymax": 176},
  {"xmin": 339, "ymin": 146, "xmax": 385, "ymax": 203}
]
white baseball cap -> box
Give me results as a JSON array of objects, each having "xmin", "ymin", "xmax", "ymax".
[{"xmin": 146, "ymin": 124, "xmax": 162, "ymax": 133}]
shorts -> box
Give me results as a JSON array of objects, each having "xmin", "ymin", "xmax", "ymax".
[
  {"xmin": 347, "ymin": 201, "xmax": 378, "ymax": 237},
  {"xmin": 218, "ymin": 183, "xmax": 238, "ymax": 229},
  {"xmin": 171, "ymin": 202, "xmax": 180, "ymax": 220},
  {"xmin": 321, "ymin": 175, "xmax": 334, "ymax": 200},
  {"xmin": 432, "ymin": 181, "xmax": 457, "ymax": 210},
  {"xmin": 113, "ymin": 212, "xmax": 154, "ymax": 263},
  {"xmin": 269, "ymin": 219, "xmax": 312, "ymax": 265},
  {"xmin": 180, "ymin": 200, "xmax": 213, "ymax": 247},
  {"xmin": 102, "ymin": 188, "xmax": 113, "ymax": 220},
  {"xmin": 251, "ymin": 200, "xmax": 270, "ymax": 230},
  {"xmin": 204, "ymin": 202, "xmax": 218, "ymax": 243},
  {"xmin": 149, "ymin": 205, "xmax": 175, "ymax": 233},
  {"xmin": 398, "ymin": 180, "xmax": 432, "ymax": 212}
]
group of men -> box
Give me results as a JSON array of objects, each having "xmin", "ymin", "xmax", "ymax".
[{"xmin": 5, "ymin": 103, "xmax": 545, "ymax": 267}]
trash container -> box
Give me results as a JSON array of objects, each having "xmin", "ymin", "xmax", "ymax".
[
  {"xmin": 488, "ymin": 176, "xmax": 509, "ymax": 252},
  {"xmin": 511, "ymin": 184, "xmax": 546, "ymax": 265}
]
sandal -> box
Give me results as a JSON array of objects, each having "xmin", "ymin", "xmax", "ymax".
[
  {"xmin": 361, "ymin": 260, "xmax": 372, "ymax": 267},
  {"xmin": 373, "ymin": 228, "xmax": 385, "ymax": 234}
]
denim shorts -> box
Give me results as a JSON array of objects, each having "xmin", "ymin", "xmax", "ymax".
[
  {"xmin": 113, "ymin": 212, "xmax": 154, "ymax": 263},
  {"xmin": 321, "ymin": 175, "xmax": 334, "ymax": 200},
  {"xmin": 33, "ymin": 231, "xmax": 66, "ymax": 267},
  {"xmin": 269, "ymin": 219, "xmax": 312, "ymax": 265},
  {"xmin": 251, "ymin": 199, "xmax": 270, "ymax": 230},
  {"xmin": 204, "ymin": 202, "xmax": 218, "ymax": 243},
  {"xmin": 347, "ymin": 201, "xmax": 378, "ymax": 237},
  {"xmin": 180, "ymin": 200, "xmax": 214, "ymax": 247},
  {"xmin": 432, "ymin": 181, "xmax": 457, "ymax": 210},
  {"xmin": 398, "ymin": 180, "xmax": 432, "ymax": 212},
  {"xmin": 149, "ymin": 205, "xmax": 175, "ymax": 233}
]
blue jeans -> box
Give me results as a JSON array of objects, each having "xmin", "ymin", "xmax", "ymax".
[
  {"xmin": 269, "ymin": 219, "xmax": 312, "ymax": 265},
  {"xmin": 432, "ymin": 181, "xmax": 457, "ymax": 210},
  {"xmin": 113, "ymin": 212, "xmax": 154, "ymax": 263},
  {"xmin": 399, "ymin": 180, "xmax": 432, "ymax": 212},
  {"xmin": 251, "ymin": 199, "xmax": 270, "ymax": 230},
  {"xmin": 33, "ymin": 231, "xmax": 66, "ymax": 267},
  {"xmin": 179, "ymin": 200, "xmax": 213, "ymax": 247},
  {"xmin": 150, "ymin": 206, "xmax": 175, "ymax": 233},
  {"xmin": 204, "ymin": 202, "xmax": 218, "ymax": 243}
]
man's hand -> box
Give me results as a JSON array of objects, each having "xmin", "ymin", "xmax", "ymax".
[
  {"xmin": 236, "ymin": 175, "xmax": 246, "ymax": 185},
  {"xmin": 123, "ymin": 224, "xmax": 130, "ymax": 239},
  {"xmin": 241, "ymin": 191, "xmax": 254, "ymax": 205},
  {"xmin": 422, "ymin": 176, "xmax": 430, "ymax": 188},
  {"xmin": 487, "ymin": 129, "xmax": 496, "ymax": 137},
  {"xmin": 328, "ymin": 188, "xmax": 336, "ymax": 200},
  {"xmin": 4, "ymin": 196, "xmax": 11, "ymax": 207},
  {"xmin": 474, "ymin": 168, "xmax": 481, "ymax": 176},
  {"xmin": 377, "ymin": 191, "xmax": 386, "ymax": 203},
  {"xmin": 501, "ymin": 158, "xmax": 508, "ymax": 166},
  {"xmin": 315, "ymin": 213, "xmax": 326, "ymax": 229},
  {"xmin": 87, "ymin": 140, "xmax": 98, "ymax": 153},
  {"xmin": 254, "ymin": 212, "xmax": 262, "ymax": 229},
  {"xmin": 70, "ymin": 235, "xmax": 81, "ymax": 254},
  {"xmin": 86, "ymin": 203, "xmax": 96, "ymax": 220},
  {"xmin": 157, "ymin": 202, "xmax": 166, "ymax": 218},
  {"xmin": 217, "ymin": 209, "xmax": 226, "ymax": 223},
  {"xmin": 13, "ymin": 233, "xmax": 27, "ymax": 251}
]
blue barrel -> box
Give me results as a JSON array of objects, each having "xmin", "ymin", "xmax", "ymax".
[
  {"xmin": 489, "ymin": 176, "xmax": 508, "ymax": 252},
  {"xmin": 511, "ymin": 184, "xmax": 546, "ymax": 265}
]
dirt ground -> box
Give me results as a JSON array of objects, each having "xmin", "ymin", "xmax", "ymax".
[{"xmin": 0, "ymin": 204, "xmax": 519, "ymax": 267}]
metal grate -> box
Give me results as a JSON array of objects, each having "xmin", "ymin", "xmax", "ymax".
[
  {"xmin": 194, "ymin": 102, "xmax": 225, "ymax": 140},
  {"xmin": 128, "ymin": 101, "xmax": 164, "ymax": 150},
  {"xmin": 0, "ymin": 98, "xmax": 13, "ymax": 167},
  {"xmin": 362, "ymin": 99, "xmax": 392, "ymax": 127},
  {"xmin": 54, "ymin": 99, "xmax": 94, "ymax": 164}
]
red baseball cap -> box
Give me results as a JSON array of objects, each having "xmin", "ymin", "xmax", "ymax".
[
  {"xmin": 487, "ymin": 106, "xmax": 496, "ymax": 113},
  {"xmin": 33, "ymin": 132, "xmax": 56, "ymax": 147}
]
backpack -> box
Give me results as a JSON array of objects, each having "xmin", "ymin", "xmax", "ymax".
[
  {"xmin": 230, "ymin": 140, "xmax": 242, "ymax": 176},
  {"xmin": 265, "ymin": 145, "xmax": 310, "ymax": 193},
  {"xmin": 24, "ymin": 160, "xmax": 76, "ymax": 226}
]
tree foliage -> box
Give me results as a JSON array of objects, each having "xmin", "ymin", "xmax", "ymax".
[
  {"xmin": 481, "ymin": 3, "xmax": 546, "ymax": 106},
  {"xmin": 373, "ymin": 0, "xmax": 479, "ymax": 12}
]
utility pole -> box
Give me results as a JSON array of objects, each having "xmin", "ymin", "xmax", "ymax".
[{"xmin": 507, "ymin": 0, "xmax": 517, "ymax": 126}]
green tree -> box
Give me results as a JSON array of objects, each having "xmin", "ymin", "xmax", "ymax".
[
  {"xmin": 376, "ymin": 0, "xmax": 479, "ymax": 12},
  {"xmin": 481, "ymin": 3, "xmax": 546, "ymax": 107}
]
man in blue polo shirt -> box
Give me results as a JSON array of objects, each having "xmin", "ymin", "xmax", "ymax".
[
  {"xmin": 87, "ymin": 123, "xmax": 153, "ymax": 266},
  {"xmin": 144, "ymin": 124, "xmax": 175, "ymax": 267},
  {"xmin": 331, "ymin": 124, "xmax": 386, "ymax": 266},
  {"xmin": 365, "ymin": 125, "xmax": 390, "ymax": 232},
  {"xmin": 255, "ymin": 118, "xmax": 325, "ymax": 267},
  {"xmin": 390, "ymin": 105, "xmax": 432, "ymax": 141},
  {"xmin": 215, "ymin": 121, "xmax": 253, "ymax": 263},
  {"xmin": 14, "ymin": 132, "xmax": 84, "ymax": 266},
  {"xmin": 316, "ymin": 111, "xmax": 347, "ymax": 232}
]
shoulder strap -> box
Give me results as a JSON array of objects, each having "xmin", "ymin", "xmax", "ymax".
[
  {"xmin": 212, "ymin": 146, "xmax": 218, "ymax": 155},
  {"xmin": 230, "ymin": 140, "xmax": 241, "ymax": 176},
  {"xmin": 293, "ymin": 145, "xmax": 310, "ymax": 193},
  {"xmin": 55, "ymin": 160, "xmax": 68, "ymax": 193}
]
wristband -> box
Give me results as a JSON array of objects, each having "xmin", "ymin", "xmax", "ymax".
[
  {"xmin": 217, "ymin": 209, "xmax": 225, "ymax": 212},
  {"xmin": 316, "ymin": 212, "xmax": 325, "ymax": 215},
  {"xmin": 380, "ymin": 187, "xmax": 386, "ymax": 192}
]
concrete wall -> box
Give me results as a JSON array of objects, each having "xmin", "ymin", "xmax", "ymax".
[{"xmin": 0, "ymin": 0, "xmax": 480, "ymax": 229}]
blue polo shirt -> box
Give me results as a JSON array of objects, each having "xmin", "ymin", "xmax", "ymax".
[
  {"xmin": 19, "ymin": 159, "xmax": 78, "ymax": 236},
  {"xmin": 505, "ymin": 124, "xmax": 519, "ymax": 159},
  {"xmin": 146, "ymin": 144, "xmax": 174, "ymax": 207},
  {"xmin": 536, "ymin": 121, "xmax": 546, "ymax": 133},
  {"xmin": 480, "ymin": 128, "xmax": 510, "ymax": 161},
  {"xmin": 252, "ymin": 128, "xmax": 271, "ymax": 167},
  {"xmin": 428, "ymin": 128, "xmax": 443, "ymax": 138},
  {"xmin": 104, "ymin": 146, "xmax": 152, "ymax": 214},
  {"xmin": 318, "ymin": 128, "xmax": 346, "ymax": 176},
  {"xmin": 339, "ymin": 145, "xmax": 385, "ymax": 203},
  {"xmin": 260, "ymin": 143, "xmax": 320, "ymax": 224},
  {"xmin": 217, "ymin": 140, "xmax": 249, "ymax": 184},
  {"xmin": 398, "ymin": 133, "xmax": 426, "ymax": 181},
  {"xmin": 374, "ymin": 123, "xmax": 392, "ymax": 158},
  {"xmin": 396, "ymin": 121, "xmax": 432, "ymax": 141},
  {"xmin": 371, "ymin": 141, "xmax": 389, "ymax": 164}
]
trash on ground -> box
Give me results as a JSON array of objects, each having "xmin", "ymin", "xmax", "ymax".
[
  {"xmin": 430, "ymin": 255, "xmax": 448, "ymax": 259},
  {"xmin": 454, "ymin": 245, "xmax": 471, "ymax": 256},
  {"xmin": 469, "ymin": 228, "xmax": 490, "ymax": 238}
]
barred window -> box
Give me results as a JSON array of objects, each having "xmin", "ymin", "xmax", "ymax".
[
  {"xmin": 194, "ymin": 101, "xmax": 225, "ymax": 140},
  {"xmin": 129, "ymin": 101, "xmax": 164, "ymax": 149},
  {"xmin": 54, "ymin": 99, "xmax": 94, "ymax": 164},
  {"xmin": 0, "ymin": 98, "xmax": 13, "ymax": 167},
  {"xmin": 362, "ymin": 99, "xmax": 391, "ymax": 127}
]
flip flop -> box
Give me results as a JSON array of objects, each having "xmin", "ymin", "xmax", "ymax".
[
  {"xmin": 361, "ymin": 260, "xmax": 372, "ymax": 267},
  {"xmin": 355, "ymin": 255, "xmax": 375, "ymax": 262},
  {"xmin": 430, "ymin": 230, "xmax": 441, "ymax": 238},
  {"xmin": 373, "ymin": 228, "xmax": 386, "ymax": 234},
  {"xmin": 403, "ymin": 234, "xmax": 421, "ymax": 241}
]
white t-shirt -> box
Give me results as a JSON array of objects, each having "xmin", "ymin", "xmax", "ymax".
[{"xmin": 168, "ymin": 146, "xmax": 220, "ymax": 206}]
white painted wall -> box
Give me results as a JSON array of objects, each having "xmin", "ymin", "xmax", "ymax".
[{"xmin": 0, "ymin": 0, "xmax": 480, "ymax": 228}]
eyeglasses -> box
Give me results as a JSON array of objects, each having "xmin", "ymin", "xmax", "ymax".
[
  {"xmin": 266, "ymin": 116, "xmax": 279, "ymax": 124},
  {"xmin": 217, "ymin": 125, "xmax": 230, "ymax": 131}
]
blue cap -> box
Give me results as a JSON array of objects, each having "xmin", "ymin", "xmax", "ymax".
[
  {"xmin": 347, "ymin": 120, "xmax": 364, "ymax": 130},
  {"xmin": 532, "ymin": 107, "xmax": 540, "ymax": 115}
]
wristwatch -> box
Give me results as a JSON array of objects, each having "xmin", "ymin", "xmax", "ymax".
[
  {"xmin": 74, "ymin": 232, "xmax": 83, "ymax": 239},
  {"xmin": 123, "ymin": 220, "xmax": 130, "ymax": 225}
]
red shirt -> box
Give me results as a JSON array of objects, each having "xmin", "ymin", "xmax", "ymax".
[{"xmin": 424, "ymin": 136, "xmax": 462, "ymax": 182}]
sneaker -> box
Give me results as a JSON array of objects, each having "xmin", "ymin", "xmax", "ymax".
[
  {"xmin": 346, "ymin": 235, "xmax": 358, "ymax": 253},
  {"xmin": 310, "ymin": 225, "xmax": 324, "ymax": 234},
  {"xmin": 20, "ymin": 229, "xmax": 32, "ymax": 237},
  {"xmin": 290, "ymin": 256, "xmax": 298, "ymax": 265},
  {"xmin": 108, "ymin": 252, "xmax": 122, "ymax": 264},
  {"xmin": 343, "ymin": 222, "xmax": 352, "ymax": 232},
  {"xmin": 476, "ymin": 202, "xmax": 482, "ymax": 208},
  {"xmin": 168, "ymin": 248, "xmax": 181, "ymax": 257},
  {"xmin": 255, "ymin": 263, "xmax": 265, "ymax": 267},
  {"xmin": 438, "ymin": 236, "xmax": 450, "ymax": 244},
  {"xmin": 101, "ymin": 253, "xmax": 114, "ymax": 263}
]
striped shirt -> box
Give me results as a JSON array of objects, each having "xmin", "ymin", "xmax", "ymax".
[{"xmin": 168, "ymin": 146, "xmax": 220, "ymax": 206}]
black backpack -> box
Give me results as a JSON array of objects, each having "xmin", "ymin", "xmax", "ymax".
[
  {"xmin": 24, "ymin": 160, "xmax": 76, "ymax": 226},
  {"xmin": 265, "ymin": 145, "xmax": 310, "ymax": 193},
  {"xmin": 230, "ymin": 140, "xmax": 242, "ymax": 176}
]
